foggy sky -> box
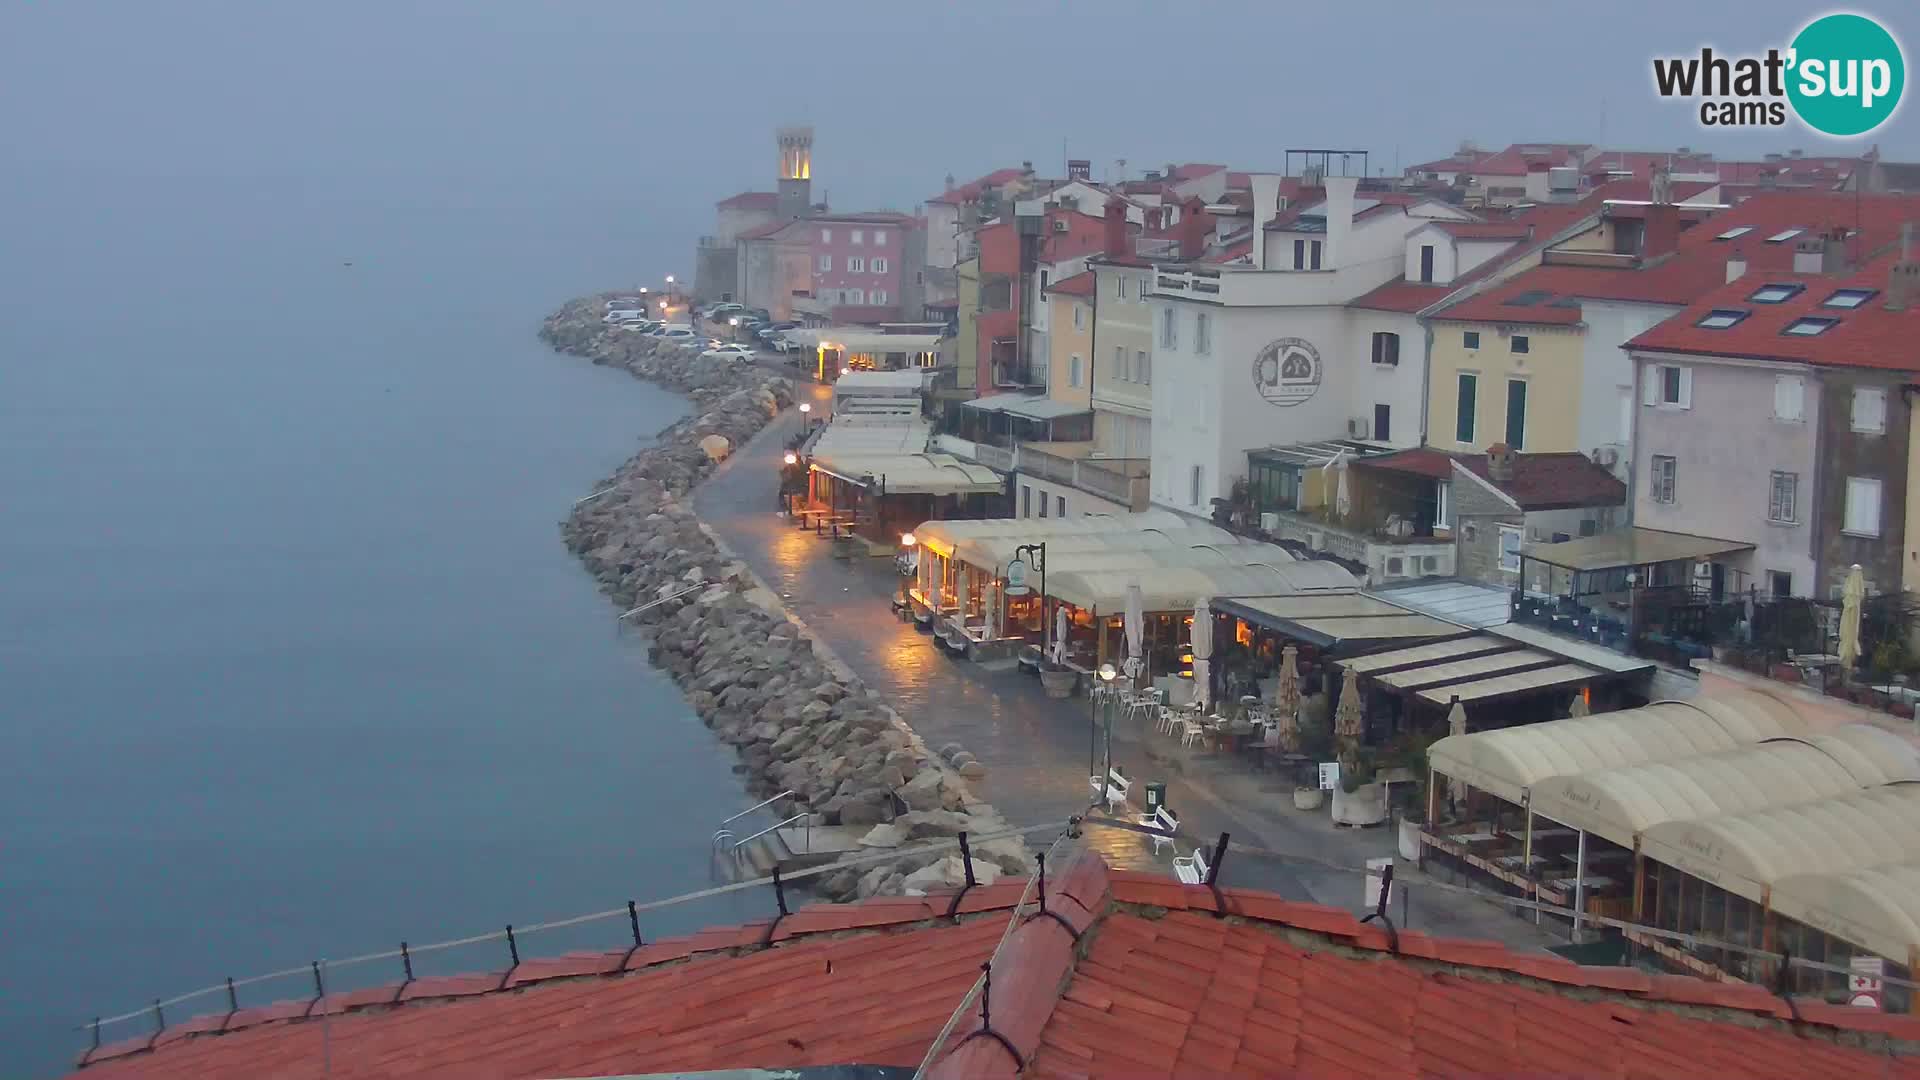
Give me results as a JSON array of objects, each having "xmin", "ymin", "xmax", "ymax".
[{"xmin": 4, "ymin": 1, "xmax": 1917, "ymax": 268}]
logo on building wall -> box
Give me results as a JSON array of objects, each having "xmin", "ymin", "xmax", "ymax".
[
  {"xmin": 1650, "ymin": 12, "xmax": 1904, "ymax": 134},
  {"xmin": 1252, "ymin": 338, "xmax": 1322, "ymax": 407}
]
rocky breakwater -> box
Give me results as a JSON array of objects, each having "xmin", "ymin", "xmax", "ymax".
[{"xmin": 540, "ymin": 297, "xmax": 1034, "ymax": 900}]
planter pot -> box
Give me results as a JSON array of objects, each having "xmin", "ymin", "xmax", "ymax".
[
  {"xmin": 1331, "ymin": 782, "xmax": 1388, "ymax": 827},
  {"xmin": 1292, "ymin": 787, "xmax": 1326, "ymax": 812},
  {"xmin": 1039, "ymin": 668, "xmax": 1079, "ymax": 699},
  {"xmin": 1397, "ymin": 817, "xmax": 1424, "ymax": 862}
]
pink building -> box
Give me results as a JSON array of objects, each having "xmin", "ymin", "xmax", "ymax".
[{"xmin": 807, "ymin": 212, "xmax": 916, "ymax": 311}]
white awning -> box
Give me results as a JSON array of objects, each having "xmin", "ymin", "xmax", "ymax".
[
  {"xmin": 1425, "ymin": 690, "xmax": 1808, "ymax": 806},
  {"xmin": 960, "ymin": 393, "xmax": 1091, "ymax": 421},
  {"xmin": 810, "ymin": 419, "xmax": 931, "ymax": 457},
  {"xmin": 952, "ymin": 528, "xmax": 1261, "ymax": 573},
  {"xmin": 1214, "ymin": 594, "xmax": 1463, "ymax": 647},
  {"xmin": 811, "ymin": 453, "xmax": 1003, "ymax": 496},
  {"xmin": 1045, "ymin": 560, "xmax": 1357, "ymax": 613},
  {"xmin": 1413, "ymin": 663, "xmax": 1605, "ymax": 707},
  {"xmin": 910, "ymin": 511, "xmax": 1220, "ymax": 559},
  {"xmin": 1771, "ymin": 861, "xmax": 1920, "ymax": 963}
]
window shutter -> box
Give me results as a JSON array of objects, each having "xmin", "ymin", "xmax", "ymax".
[
  {"xmin": 1678, "ymin": 367, "xmax": 1693, "ymax": 409},
  {"xmin": 1774, "ymin": 376, "xmax": 1804, "ymax": 421},
  {"xmin": 1642, "ymin": 367, "xmax": 1659, "ymax": 406}
]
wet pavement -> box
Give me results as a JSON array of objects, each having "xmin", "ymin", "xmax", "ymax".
[{"xmin": 696, "ymin": 404, "xmax": 1562, "ymax": 951}]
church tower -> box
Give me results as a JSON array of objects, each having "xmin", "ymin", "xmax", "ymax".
[{"xmin": 776, "ymin": 126, "xmax": 813, "ymax": 221}]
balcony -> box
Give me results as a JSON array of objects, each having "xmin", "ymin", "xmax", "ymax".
[
  {"xmin": 1253, "ymin": 507, "xmax": 1453, "ymax": 586},
  {"xmin": 1015, "ymin": 443, "xmax": 1151, "ymax": 511}
]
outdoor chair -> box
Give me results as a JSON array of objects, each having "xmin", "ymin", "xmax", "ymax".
[
  {"xmin": 1179, "ymin": 715, "xmax": 1210, "ymax": 750},
  {"xmin": 1139, "ymin": 805, "xmax": 1180, "ymax": 856},
  {"xmin": 1173, "ymin": 843, "xmax": 1211, "ymax": 885}
]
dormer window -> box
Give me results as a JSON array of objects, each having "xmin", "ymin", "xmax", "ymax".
[
  {"xmin": 1695, "ymin": 309, "xmax": 1749, "ymax": 329},
  {"xmin": 1784, "ymin": 316, "xmax": 1839, "ymax": 336},
  {"xmin": 1822, "ymin": 288, "xmax": 1877, "ymax": 309},
  {"xmin": 1716, "ymin": 226, "xmax": 1754, "ymax": 241},
  {"xmin": 1765, "ymin": 228, "xmax": 1804, "ymax": 243},
  {"xmin": 1747, "ymin": 283, "xmax": 1803, "ymax": 304}
]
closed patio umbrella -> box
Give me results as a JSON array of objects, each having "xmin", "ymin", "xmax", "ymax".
[
  {"xmin": 1839, "ymin": 563, "xmax": 1866, "ymax": 675},
  {"xmin": 1191, "ymin": 599, "xmax": 1213, "ymax": 713},
  {"xmin": 1123, "ymin": 583, "xmax": 1145, "ymax": 683},
  {"xmin": 1273, "ymin": 644, "xmax": 1301, "ymax": 752},
  {"xmin": 1447, "ymin": 698, "xmax": 1468, "ymax": 738},
  {"xmin": 1051, "ymin": 605, "xmax": 1070, "ymax": 666},
  {"xmin": 1567, "ymin": 692, "xmax": 1589, "ymax": 718},
  {"xmin": 1334, "ymin": 664, "xmax": 1364, "ymax": 740}
]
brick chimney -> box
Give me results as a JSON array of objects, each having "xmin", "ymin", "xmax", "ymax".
[
  {"xmin": 1485, "ymin": 443, "xmax": 1516, "ymax": 484},
  {"xmin": 1104, "ymin": 199, "xmax": 1128, "ymax": 260},
  {"xmin": 1888, "ymin": 224, "xmax": 1919, "ymax": 312},
  {"xmin": 1179, "ymin": 196, "xmax": 1209, "ymax": 259},
  {"xmin": 1794, "ymin": 237, "xmax": 1824, "ymax": 273},
  {"xmin": 1822, "ymin": 225, "xmax": 1852, "ymax": 273}
]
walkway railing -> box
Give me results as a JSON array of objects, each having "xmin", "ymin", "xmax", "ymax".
[{"xmin": 710, "ymin": 790, "xmax": 798, "ymax": 856}]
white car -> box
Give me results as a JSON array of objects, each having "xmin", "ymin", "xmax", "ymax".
[
  {"xmin": 700, "ymin": 344, "xmax": 757, "ymax": 362},
  {"xmin": 653, "ymin": 327, "xmax": 696, "ymax": 340}
]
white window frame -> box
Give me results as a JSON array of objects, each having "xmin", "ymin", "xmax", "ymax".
[
  {"xmin": 1845, "ymin": 476, "xmax": 1883, "ymax": 537},
  {"xmin": 1073, "ymin": 304, "xmax": 1086, "ymax": 331},
  {"xmin": 1650, "ymin": 454, "xmax": 1677, "ymax": 504},
  {"xmin": 1644, "ymin": 363, "xmax": 1692, "ymax": 409},
  {"xmin": 817, "ymin": 254, "xmax": 831, "ymax": 272},
  {"xmin": 846, "ymin": 288, "xmax": 864, "ymax": 305},
  {"xmin": 850, "ymin": 229, "xmax": 864, "ymax": 245},
  {"xmin": 1768, "ymin": 470, "xmax": 1798, "ymax": 524},
  {"xmin": 847, "ymin": 256, "xmax": 865, "ymax": 273},
  {"xmin": 1195, "ymin": 312, "xmax": 1211, "ymax": 356},
  {"xmin": 819, "ymin": 228, "xmax": 832, "ymax": 243},
  {"xmin": 1069, "ymin": 354, "xmax": 1083, "ymax": 388},
  {"xmin": 872, "ymin": 256, "xmax": 888, "ymax": 274},
  {"xmin": 1852, "ymin": 386, "xmax": 1887, "ymax": 434},
  {"xmin": 1116, "ymin": 275, "xmax": 1128, "ymax": 300},
  {"xmin": 871, "ymin": 289, "xmax": 887, "ymax": 305},
  {"xmin": 1138, "ymin": 274, "xmax": 1152, "ymax": 302},
  {"xmin": 1161, "ymin": 307, "xmax": 1178, "ymax": 349},
  {"xmin": 1498, "ymin": 524, "xmax": 1523, "ymax": 574},
  {"xmin": 1114, "ymin": 344, "xmax": 1126, "ymax": 382},
  {"xmin": 1434, "ymin": 481, "xmax": 1452, "ymax": 530},
  {"xmin": 1773, "ymin": 375, "xmax": 1805, "ymax": 422},
  {"xmin": 1138, "ymin": 349, "xmax": 1151, "ymax": 385},
  {"xmin": 1189, "ymin": 464, "xmax": 1203, "ymax": 506},
  {"xmin": 871, "ymin": 229, "xmax": 886, "ymax": 247}
]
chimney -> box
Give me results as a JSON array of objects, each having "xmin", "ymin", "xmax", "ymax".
[
  {"xmin": 1323, "ymin": 175, "xmax": 1358, "ymax": 270},
  {"xmin": 1249, "ymin": 174, "xmax": 1282, "ymax": 269},
  {"xmin": 1822, "ymin": 226, "xmax": 1852, "ymax": 273},
  {"xmin": 1794, "ymin": 237, "xmax": 1824, "ymax": 273},
  {"xmin": 1103, "ymin": 199, "xmax": 1128, "ymax": 260},
  {"xmin": 1067, "ymin": 158, "xmax": 1090, "ymax": 182},
  {"xmin": 1641, "ymin": 165, "xmax": 1679, "ymax": 259},
  {"xmin": 1179, "ymin": 196, "xmax": 1209, "ymax": 259},
  {"xmin": 1888, "ymin": 224, "xmax": 1919, "ymax": 312},
  {"xmin": 1145, "ymin": 206, "xmax": 1165, "ymax": 232},
  {"xmin": 1726, "ymin": 245, "xmax": 1748, "ymax": 283},
  {"xmin": 1486, "ymin": 443, "xmax": 1515, "ymax": 484}
]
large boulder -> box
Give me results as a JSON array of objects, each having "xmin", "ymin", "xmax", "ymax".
[{"xmin": 899, "ymin": 770, "xmax": 945, "ymax": 811}]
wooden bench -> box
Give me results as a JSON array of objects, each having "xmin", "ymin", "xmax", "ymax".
[
  {"xmin": 1089, "ymin": 767, "xmax": 1130, "ymax": 814},
  {"xmin": 1173, "ymin": 842, "xmax": 1211, "ymax": 885},
  {"xmin": 1138, "ymin": 804, "xmax": 1180, "ymax": 856}
]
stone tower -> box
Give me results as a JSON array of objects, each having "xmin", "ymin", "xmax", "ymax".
[{"xmin": 776, "ymin": 126, "xmax": 813, "ymax": 221}]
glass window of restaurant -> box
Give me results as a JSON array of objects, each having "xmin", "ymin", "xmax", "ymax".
[{"xmin": 1248, "ymin": 455, "xmax": 1301, "ymax": 514}]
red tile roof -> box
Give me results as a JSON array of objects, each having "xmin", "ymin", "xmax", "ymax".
[
  {"xmin": 927, "ymin": 167, "xmax": 1029, "ymax": 206},
  {"xmin": 716, "ymin": 190, "xmax": 779, "ymax": 211},
  {"xmin": 1629, "ymin": 252, "xmax": 1920, "ymax": 371},
  {"xmin": 1359, "ymin": 448, "xmax": 1627, "ymax": 509},
  {"xmin": 736, "ymin": 219, "xmax": 804, "ymax": 242},
  {"xmin": 70, "ymin": 856, "xmax": 1919, "ymax": 1080},
  {"xmin": 1169, "ymin": 162, "xmax": 1227, "ymax": 181},
  {"xmin": 1043, "ymin": 270, "xmax": 1096, "ymax": 297},
  {"xmin": 1350, "ymin": 277, "xmax": 1454, "ymax": 314}
]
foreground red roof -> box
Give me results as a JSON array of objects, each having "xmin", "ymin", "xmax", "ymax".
[
  {"xmin": 1350, "ymin": 277, "xmax": 1454, "ymax": 314},
  {"xmin": 72, "ymin": 852, "xmax": 1920, "ymax": 1080}
]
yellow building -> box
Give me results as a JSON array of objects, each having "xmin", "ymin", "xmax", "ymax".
[
  {"xmin": 1043, "ymin": 270, "xmax": 1096, "ymax": 410},
  {"xmin": 1423, "ymin": 313, "xmax": 1584, "ymax": 453}
]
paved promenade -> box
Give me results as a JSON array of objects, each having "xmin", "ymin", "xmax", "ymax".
[{"xmin": 696, "ymin": 403, "xmax": 1560, "ymax": 950}]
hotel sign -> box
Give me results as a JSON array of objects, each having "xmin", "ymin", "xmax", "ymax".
[{"xmin": 1253, "ymin": 337, "xmax": 1322, "ymax": 407}]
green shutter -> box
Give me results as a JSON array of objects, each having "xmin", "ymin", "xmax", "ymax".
[
  {"xmin": 1505, "ymin": 380, "xmax": 1527, "ymax": 450},
  {"xmin": 1456, "ymin": 373, "xmax": 1477, "ymax": 443}
]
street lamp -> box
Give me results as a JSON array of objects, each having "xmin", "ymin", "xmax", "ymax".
[
  {"xmin": 783, "ymin": 451, "xmax": 799, "ymax": 466},
  {"xmin": 1093, "ymin": 662, "xmax": 1119, "ymax": 805},
  {"xmin": 729, "ymin": 315, "xmax": 740, "ymax": 344},
  {"xmin": 896, "ymin": 532, "xmax": 918, "ymax": 608},
  {"xmin": 1007, "ymin": 542, "xmax": 1048, "ymax": 662}
]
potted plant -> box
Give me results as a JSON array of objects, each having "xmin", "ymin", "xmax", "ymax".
[
  {"xmin": 1386, "ymin": 733, "xmax": 1437, "ymax": 861},
  {"xmin": 1038, "ymin": 658, "xmax": 1078, "ymax": 699},
  {"xmin": 1331, "ymin": 752, "xmax": 1387, "ymax": 827},
  {"xmin": 1290, "ymin": 716, "xmax": 1333, "ymax": 811}
]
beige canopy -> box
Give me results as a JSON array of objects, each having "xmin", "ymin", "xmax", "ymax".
[
  {"xmin": 912, "ymin": 511, "xmax": 1226, "ymax": 558},
  {"xmin": 811, "ymin": 453, "xmax": 1003, "ymax": 496},
  {"xmin": 1425, "ymin": 690, "xmax": 1807, "ymax": 806},
  {"xmin": 1770, "ymin": 861, "xmax": 1920, "ymax": 964},
  {"xmin": 1045, "ymin": 560, "xmax": 1357, "ymax": 613},
  {"xmin": 951, "ymin": 528, "xmax": 1258, "ymax": 572},
  {"xmin": 1527, "ymin": 725, "xmax": 1920, "ymax": 849}
]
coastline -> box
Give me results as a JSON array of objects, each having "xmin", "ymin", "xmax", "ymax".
[{"xmin": 539, "ymin": 297, "xmax": 1032, "ymax": 899}]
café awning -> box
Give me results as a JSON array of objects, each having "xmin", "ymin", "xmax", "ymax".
[
  {"xmin": 811, "ymin": 453, "xmax": 1003, "ymax": 496},
  {"xmin": 1771, "ymin": 861, "xmax": 1920, "ymax": 964},
  {"xmin": 1524, "ymin": 527, "xmax": 1754, "ymax": 572},
  {"xmin": 1413, "ymin": 663, "xmax": 1608, "ymax": 708},
  {"xmin": 1424, "ymin": 690, "xmax": 1808, "ymax": 806},
  {"xmin": 1045, "ymin": 560, "xmax": 1357, "ymax": 614},
  {"xmin": 909, "ymin": 511, "xmax": 1230, "ymax": 560},
  {"xmin": 1214, "ymin": 594, "xmax": 1463, "ymax": 648},
  {"xmin": 960, "ymin": 393, "xmax": 1091, "ymax": 421}
]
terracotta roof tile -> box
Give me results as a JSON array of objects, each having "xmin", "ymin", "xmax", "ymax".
[{"xmin": 716, "ymin": 190, "xmax": 779, "ymax": 211}]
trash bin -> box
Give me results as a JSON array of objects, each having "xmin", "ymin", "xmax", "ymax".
[{"xmin": 1143, "ymin": 782, "xmax": 1168, "ymax": 815}]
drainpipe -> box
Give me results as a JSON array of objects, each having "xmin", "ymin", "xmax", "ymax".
[{"xmin": 1418, "ymin": 320, "xmax": 1435, "ymax": 446}]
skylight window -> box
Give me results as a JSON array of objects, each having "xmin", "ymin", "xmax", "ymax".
[
  {"xmin": 1765, "ymin": 228, "xmax": 1805, "ymax": 243},
  {"xmin": 1822, "ymin": 288, "xmax": 1877, "ymax": 309},
  {"xmin": 1716, "ymin": 226, "xmax": 1754, "ymax": 241},
  {"xmin": 1784, "ymin": 316, "xmax": 1839, "ymax": 336},
  {"xmin": 1506, "ymin": 289, "xmax": 1551, "ymax": 307},
  {"xmin": 1748, "ymin": 283, "xmax": 1804, "ymax": 304},
  {"xmin": 1696, "ymin": 309, "xmax": 1749, "ymax": 329}
]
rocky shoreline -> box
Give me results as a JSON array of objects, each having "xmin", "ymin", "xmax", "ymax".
[{"xmin": 540, "ymin": 296, "xmax": 1033, "ymax": 900}]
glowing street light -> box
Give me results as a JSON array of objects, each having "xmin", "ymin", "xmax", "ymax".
[
  {"xmin": 900, "ymin": 532, "xmax": 916, "ymax": 547},
  {"xmin": 665, "ymin": 274, "xmax": 676, "ymax": 285},
  {"xmin": 798, "ymin": 402, "xmax": 811, "ymax": 414},
  {"xmin": 784, "ymin": 452, "xmax": 799, "ymax": 466}
]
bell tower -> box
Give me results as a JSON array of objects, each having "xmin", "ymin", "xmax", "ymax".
[{"xmin": 776, "ymin": 126, "xmax": 813, "ymax": 220}]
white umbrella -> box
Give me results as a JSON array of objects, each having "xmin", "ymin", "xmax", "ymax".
[
  {"xmin": 1334, "ymin": 664, "xmax": 1364, "ymax": 740},
  {"xmin": 1839, "ymin": 563, "xmax": 1866, "ymax": 675},
  {"xmin": 1123, "ymin": 583, "xmax": 1145, "ymax": 683},
  {"xmin": 1273, "ymin": 645, "xmax": 1300, "ymax": 752},
  {"xmin": 1191, "ymin": 599, "xmax": 1214, "ymax": 713},
  {"xmin": 983, "ymin": 579, "xmax": 999, "ymax": 641},
  {"xmin": 1051, "ymin": 605, "xmax": 1070, "ymax": 666},
  {"xmin": 1567, "ymin": 693, "xmax": 1590, "ymax": 718},
  {"xmin": 1447, "ymin": 698, "xmax": 1469, "ymax": 737},
  {"xmin": 1335, "ymin": 459, "xmax": 1352, "ymax": 522}
]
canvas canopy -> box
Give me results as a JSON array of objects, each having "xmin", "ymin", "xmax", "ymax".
[
  {"xmin": 1045, "ymin": 560, "xmax": 1356, "ymax": 614},
  {"xmin": 811, "ymin": 453, "xmax": 1002, "ymax": 496},
  {"xmin": 1770, "ymin": 861, "xmax": 1920, "ymax": 964},
  {"xmin": 911, "ymin": 511, "xmax": 1218, "ymax": 558},
  {"xmin": 1214, "ymin": 594, "xmax": 1461, "ymax": 647}
]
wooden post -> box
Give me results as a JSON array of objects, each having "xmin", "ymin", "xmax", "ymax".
[
  {"xmin": 1523, "ymin": 799, "xmax": 1538, "ymax": 922},
  {"xmin": 1424, "ymin": 766, "xmax": 1437, "ymax": 824},
  {"xmin": 1631, "ymin": 836, "xmax": 1646, "ymax": 923}
]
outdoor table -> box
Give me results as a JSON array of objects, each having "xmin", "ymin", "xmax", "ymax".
[
  {"xmin": 1450, "ymin": 831, "xmax": 1498, "ymax": 844},
  {"xmin": 1494, "ymin": 854, "xmax": 1548, "ymax": 871},
  {"xmin": 1561, "ymin": 850, "xmax": 1631, "ymax": 866}
]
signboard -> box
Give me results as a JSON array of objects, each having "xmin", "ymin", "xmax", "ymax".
[
  {"xmin": 1005, "ymin": 558, "xmax": 1030, "ymax": 596},
  {"xmin": 1318, "ymin": 761, "xmax": 1340, "ymax": 791},
  {"xmin": 1849, "ymin": 955, "xmax": 1885, "ymax": 1009},
  {"xmin": 1252, "ymin": 337, "xmax": 1323, "ymax": 408}
]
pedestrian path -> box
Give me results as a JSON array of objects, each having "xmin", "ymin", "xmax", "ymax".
[{"xmin": 695, "ymin": 409, "xmax": 1561, "ymax": 951}]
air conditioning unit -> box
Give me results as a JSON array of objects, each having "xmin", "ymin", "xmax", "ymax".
[
  {"xmin": 1347, "ymin": 416, "xmax": 1371, "ymax": 439},
  {"xmin": 1260, "ymin": 512, "xmax": 1281, "ymax": 532},
  {"xmin": 1052, "ymin": 218, "xmax": 1069, "ymax": 233},
  {"xmin": 1592, "ymin": 446, "xmax": 1619, "ymax": 467}
]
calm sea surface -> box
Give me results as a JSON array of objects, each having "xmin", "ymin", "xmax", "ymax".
[{"xmin": 0, "ymin": 171, "xmax": 758, "ymax": 1076}]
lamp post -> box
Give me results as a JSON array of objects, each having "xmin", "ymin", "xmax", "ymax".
[
  {"xmin": 897, "ymin": 532, "xmax": 917, "ymax": 609},
  {"xmin": 1009, "ymin": 542, "xmax": 1048, "ymax": 661},
  {"xmin": 1093, "ymin": 662, "xmax": 1118, "ymax": 803},
  {"xmin": 729, "ymin": 315, "xmax": 740, "ymax": 344}
]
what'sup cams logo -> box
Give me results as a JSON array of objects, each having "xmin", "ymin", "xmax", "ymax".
[{"xmin": 1652, "ymin": 12, "xmax": 1905, "ymax": 136}]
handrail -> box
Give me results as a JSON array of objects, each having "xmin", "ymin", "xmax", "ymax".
[
  {"xmin": 718, "ymin": 790, "xmax": 796, "ymax": 831},
  {"xmin": 619, "ymin": 579, "xmax": 711, "ymax": 621},
  {"xmin": 733, "ymin": 812, "xmax": 809, "ymax": 854}
]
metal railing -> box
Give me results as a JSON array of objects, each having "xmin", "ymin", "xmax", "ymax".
[
  {"xmin": 711, "ymin": 790, "xmax": 798, "ymax": 854},
  {"xmin": 620, "ymin": 579, "xmax": 711, "ymax": 622},
  {"xmin": 732, "ymin": 812, "xmax": 812, "ymax": 861}
]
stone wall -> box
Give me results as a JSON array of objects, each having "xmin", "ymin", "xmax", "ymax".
[
  {"xmin": 540, "ymin": 298, "xmax": 1032, "ymax": 900},
  {"xmin": 1454, "ymin": 473, "xmax": 1523, "ymax": 588}
]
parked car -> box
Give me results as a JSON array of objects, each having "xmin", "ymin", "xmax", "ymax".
[
  {"xmin": 652, "ymin": 325, "xmax": 695, "ymax": 339},
  {"xmin": 700, "ymin": 343, "xmax": 757, "ymax": 363},
  {"xmin": 605, "ymin": 297, "xmax": 644, "ymax": 310}
]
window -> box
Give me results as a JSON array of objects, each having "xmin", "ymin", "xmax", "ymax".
[
  {"xmin": 847, "ymin": 256, "xmax": 865, "ymax": 272},
  {"xmin": 1768, "ymin": 471, "xmax": 1799, "ymax": 523},
  {"xmin": 1645, "ymin": 363, "xmax": 1692, "ymax": 408},
  {"xmin": 1419, "ymin": 244, "xmax": 1435, "ymax": 283},
  {"xmin": 1069, "ymin": 354, "xmax": 1083, "ymax": 388},
  {"xmin": 1716, "ymin": 226, "xmax": 1754, "ymax": 240},
  {"xmin": 872, "ymin": 257, "xmax": 888, "ymax": 273},
  {"xmin": 845, "ymin": 288, "xmax": 864, "ymax": 305},
  {"xmin": 1138, "ymin": 275, "xmax": 1151, "ymax": 302},
  {"xmin": 817, "ymin": 254, "xmax": 832, "ymax": 272},
  {"xmin": 1785, "ymin": 316, "xmax": 1839, "ymax": 336},
  {"xmin": 1374, "ymin": 403, "xmax": 1391, "ymax": 443},
  {"xmin": 1039, "ymin": 269, "xmax": 1050, "ymax": 291},
  {"xmin": 871, "ymin": 230, "xmax": 887, "ymax": 247},
  {"xmin": 1038, "ymin": 488, "xmax": 1049, "ymax": 517},
  {"xmin": 1650, "ymin": 455, "xmax": 1677, "ymax": 503},
  {"xmin": 1845, "ymin": 477, "xmax": 1882, "ymax": 536},
  {"xmin": 1769, "ymin": 571, "xmax": 1793, "ymax": 598},
  {"xmin": 1748, "ymin": 282, "xmax": 1803, "ymax": 304},
  {"xmin": 1695, "ymin": 309, "xmax": 1749, "ymax": 329},
  {"xmin": 1021, "ymin": 485, "xmax": 1032, "ymax": 517},
  {"xmin": 1189, "ymin": 465, "xmax": 1203, "ymax": 506},
  {"xmin": 1057, "ymin": 496, "xmax": 1066, "ymax": 517},
  {"xmin": 1434, "ymin": 481, "xmax": 1452, "ymax": 530},
  {"xmin": 1852, "ymin": 386, "xmax": 1887, "ymax": 434},
  {"xmin": 1823, "ymin": 288, "xmax": 1877, "ymax": 309},
  {"xmin": 1765, "ymin": 228, "xmax": 1803, "ymax": 243},
  {"xmin": 1116, "ymin": 276, "xmax": 1127, "ymax": 300},
  {"xmin": 871, "ymin": 289, "xmax": 887, "ymax": 305},
  {"xmin": 1371, "ymin": 332, "xmax": 1400, "ymax": 366},
  {"xmin": 1455, "ymin": 373, "xmax": 1477, "ymax": 443},
  {"xmin": 1137, "ymin": 349, "xmax": 1150, "ymax": 384},
  {"xmin": 1310, "ymin": 240, "xmax": 1323, "ymax": 269},
  {"xmin": 1195, "ymin": 312, "xmax": 1212, "ymax": 355},
  {"xmin": 850, "ymin": 230, "xmax": 864, "ymax": 245},
  {"xmin": 1498, "ymin": 525, "xmax": 1523, "ymax": 574},
  {"xmin": 1774, "ymin": 375, "xmax": 1805, "ymax": 421},
  {"xmin": 1293, "ymin": 238, "xmax": 1306, "ymax": 270},
  {"xmin": 1505, "ymin": 379, "xmax": 1528, "ymax": 449},
  {"xmin": 1160, "ymin": 307, "xmax": 1177, "ymax": 348},
  {"xmin": 819, "ymin": 228, "xmax": 832, "ymax": 243},
  {"xmin": 1510, "ymin": 334, "xmax": 1530, "ymax": 354},
  {"xmin": 1073, "ymin": 304, "xmax": 1086, "ymax": 331},
  {"xmin": 1464, "ymin": 330, "xmax": 1481, "ymax": 349},
  {"xmin": 1113, "ymin": 345, "xmax": 1125, "ymax": 382}
]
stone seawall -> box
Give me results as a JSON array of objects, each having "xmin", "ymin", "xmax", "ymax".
[{"xmin": 540, "ymin": 298, "xmax": 1032, "ymax": 899}]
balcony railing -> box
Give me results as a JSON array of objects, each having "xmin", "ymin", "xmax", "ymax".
[
  {"xmin": 1252, "ymin": 508, "xmax": 1452, "ymax": 585},
  {"xmin": 972, "ymin": 443, "xmax": 1015, "ymax": 473},
  {"xmin": 1013, "ymin": 444, "xmax": 1150, "ymax": 511}
]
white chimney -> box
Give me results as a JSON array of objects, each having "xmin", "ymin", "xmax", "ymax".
[
  {"xmin": 1249, "ymin": 173, "xmax": 1282, "ymax": 270},
  {"xmin": 1323, "ymin": 175, "xmax": 1359, "ymax": 272},
  {"xmin": 1726, "ymin": 253, "xmax": 1748, "ymax": 283}
]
